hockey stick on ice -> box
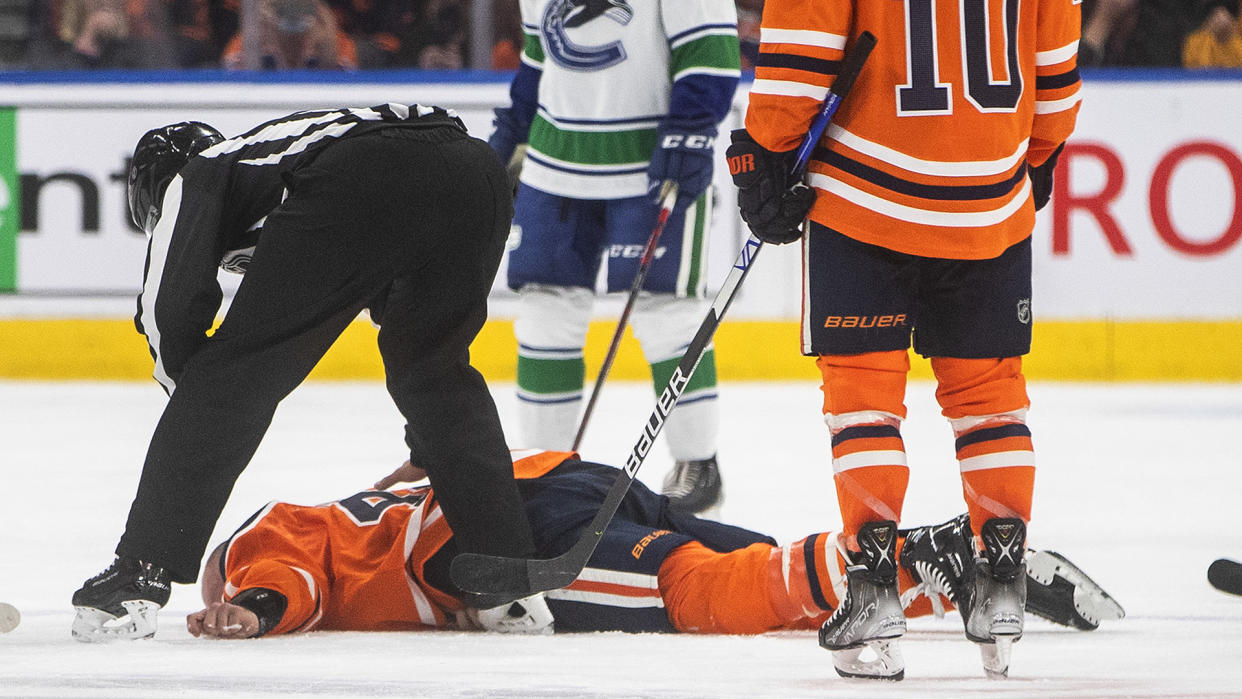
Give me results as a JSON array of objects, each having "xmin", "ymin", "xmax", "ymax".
[
  {"xmin": 450, "ymin": 32, "xmax": 877, "ymax": 597},
  {"xmin": 571, "ymin": 180, "xmax": 679, "ymax": 451}
]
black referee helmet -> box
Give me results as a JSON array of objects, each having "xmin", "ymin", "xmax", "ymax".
[{"xmin": 128, "ymin": 122, "xmax": 224, "ymax": 232}]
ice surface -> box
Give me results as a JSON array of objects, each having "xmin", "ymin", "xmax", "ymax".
[{"xmin": 2, "ymin": 379, "xmax": 1240, "ymax": 697}]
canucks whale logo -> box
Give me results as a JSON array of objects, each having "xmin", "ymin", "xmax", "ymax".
[{"xmin": 542, "ymin": 0, "xmax": 634, "ymax": 71}]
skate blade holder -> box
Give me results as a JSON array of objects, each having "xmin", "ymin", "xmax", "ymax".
[
  {"xmin": 831, "ymin": 639, "xmax": 906, "ymax": 681},
  {"xmin": 978, "ymin": 633, "xmax": 1019, "ymax": 679},
  {"xmin": 1027, "ymin": 550, "xmax": 1125, "ymax": 626},
  {"xmin": 71, "ymin": 600, "xmax": 160, "ymax": 643}
]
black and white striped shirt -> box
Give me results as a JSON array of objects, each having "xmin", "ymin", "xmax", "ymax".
[{"xmin": 135, "ymin": 103, "xmax": 465, "ymax": 393}]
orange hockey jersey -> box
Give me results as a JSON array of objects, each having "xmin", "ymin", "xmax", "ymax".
[
  {"xmin": 745, "ymin": 0, "xmax": 1081, "ymax": 259},
  {"xmin": 217, "ymin": 450, "xmax": 570, "ymax": 635}
]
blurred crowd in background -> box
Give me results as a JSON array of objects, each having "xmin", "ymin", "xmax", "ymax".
[{"xmin": 0, "ymin": 0, "xmax": 1239, "ymax": 72}]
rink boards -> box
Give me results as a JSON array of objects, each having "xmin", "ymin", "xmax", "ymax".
[{"xmin": 1, "ymin": 71, "xmax": 1239, "ymax": 381}]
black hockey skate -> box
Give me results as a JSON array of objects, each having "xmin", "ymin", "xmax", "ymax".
[
  {"xmin": 662, "ymin": 455, "xmax": 723, "ymax": 515},
  {"xmin": 898, "ymin": 513, "xmax": 975, "ymax": 618},
  {"xmin": 818, "ymin": 521, "xmax": 906, "ymax": 680},
  {"xmin": 963, "ymin": 518, "xmax": 1027, "ymax": 679},
  {"xmin": 1025, "ymin": 549, "xmax": 1125, "ymax": 630},
  {"xmin": 71, "ymin": 556, "xmax": 171, "ymax": 642}
]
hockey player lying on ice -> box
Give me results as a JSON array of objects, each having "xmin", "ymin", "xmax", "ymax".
[{"xmin": 189, "ymin": 450, "xmax": 1122, "ymax": 641}]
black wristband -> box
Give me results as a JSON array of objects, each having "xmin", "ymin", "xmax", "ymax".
[{"xmin": 229, "ymin": 587, "xmax": 288, "ymax": 637}]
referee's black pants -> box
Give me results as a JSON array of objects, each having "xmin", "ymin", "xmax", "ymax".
[{"xmin": 117, "ymin": 126, "xmax": 536, "ymax": 583}]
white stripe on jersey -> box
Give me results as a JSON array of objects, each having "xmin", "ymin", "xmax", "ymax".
[
  {"xmin": 749, "ymin": 78, "xmax": 829, "ymax": 101},
  {"xmin": 545, "ymin": 567, "xmax": 663, "ymax": 608},
  {"xmin": 545, "ymin": 588, "xmax": 665, "ymax": 608},
  {"xmin": 958, "ymin": 450, "xmax": 1036, "ymax": 472},
  {"xmin": 204, "ymin": 105, "xmax": 433, "ymax": 166},
  {"xmin": 809, "ymin": 172, "xmax": 1032, "ymax": 228},
  {"xmin": 831, "ymin": 449, "xmax": 909, "ymax": 473},
  {"xmin": 1035, "ymin": 93, "xmax": 1083, "ymax": 115},
  {"xmin": 535, "ymin": 108, "xmax": 661, "ymax": 133},
  {"xmin": 402, "ymin": 501, "xmax": 444, "ymax": 627},
  {"xmin": 670, "ymin": 25, "xmax": 738, "ymax": 49},
  {"xmin": 759, "ymin": 27, "xmax": 847, "ymax": 50},
  {"xmin": 827, "ymin": 125, "xmax": 1029, "ymax": 177},
  {"xmin": 1036, "ymin": 40, "xmax": 1080, "ymax": 66},
  {"xmin": 575, "ymin": 567, "xmax": 660, "ymax": 590},
  {"xmin": 140, "ymin": 175, "xmax": 184, "ymax": 394},
  {"xmin": 202, "ymin": 111, "xmax": 352, "ymax": 158},
  {"xmin": 239, "ymin": 122, "xmax": 359, "ymax": 166}
]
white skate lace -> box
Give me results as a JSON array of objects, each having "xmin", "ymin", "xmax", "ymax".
[{"xmin": 904, "ymin": 560, "xmax": 953, "ymax": 618}]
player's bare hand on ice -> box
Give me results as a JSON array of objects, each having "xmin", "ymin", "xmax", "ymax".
[
  {"xmin": 187, "ymin": 602, "xmax": 260, "ymax": 639},
  {"xmin": 374, "ymin": 460, "xmax": 428, "ymax": 489}
]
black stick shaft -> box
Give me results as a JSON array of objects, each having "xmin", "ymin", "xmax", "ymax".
[{"xmin": 451, "ymin": 31, "xmax": 878, "ymax": 597}]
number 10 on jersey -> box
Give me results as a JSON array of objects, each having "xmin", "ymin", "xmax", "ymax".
[{"xmin": 898, "ymin": 0, "xmax": 1023, "ymax": 115}]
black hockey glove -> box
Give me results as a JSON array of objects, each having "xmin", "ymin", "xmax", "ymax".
[
  {"xmin": 647, "ymin": 123, "xmax": 717, "ymax": 210},
  {"xmin": 487, "ymin": 106, "xmax": 525, "ymax": 167},
  {"xmin": 727, "ymin": 129, "xmax": 815, "ymax": 245},
  {"xmin": 1028, "ymin": 142, "xmax": 1065, "ymax": 212}
]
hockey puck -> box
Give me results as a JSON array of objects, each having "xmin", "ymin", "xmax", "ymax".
[
  {"xmin": 1207, "ymin": 558, "xmax": 1242, "ymax": 596},
  {"xmin": 0, "ymin": 602, "xmax": 20, "ymax": 633}
]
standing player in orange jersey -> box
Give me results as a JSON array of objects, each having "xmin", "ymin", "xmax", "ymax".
[{"xmin": 726, "ymin": 0, "xmax": 1082, "ymax": 680}]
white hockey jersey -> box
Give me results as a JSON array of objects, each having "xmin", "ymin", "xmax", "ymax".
[{"xmin": 510, "ymin": 0, "xmax": 741, "ymax": 198}]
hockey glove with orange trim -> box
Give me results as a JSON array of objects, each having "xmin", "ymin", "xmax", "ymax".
[{"xmin": 727, "ymin": 129, "xmax": 815, "ymax": 244}]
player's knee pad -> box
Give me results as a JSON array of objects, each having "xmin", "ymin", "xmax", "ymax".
[
  {"xmin": 630, "ymin": 294, "xmax": 709, "ymax": 363},
  {"xmin": 632, "ymin": 295, "xmax": 718, "ymax": 461},
  {"xmin": 514, "ymin": 284, "xmax": 593, "ymax": 350},
  {"xmin": 930, "ymin": 356, "xmax": 1029, "ymax": 420},
  {"xmin": 816, "ymin": 351, "xmax": 909, "ymax": 419}
]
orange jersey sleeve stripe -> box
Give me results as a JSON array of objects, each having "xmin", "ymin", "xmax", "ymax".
[
  {"xmin": 744, "ymin": 1, "xmax": 852, "ymax": 151},
  {"xmin": 1031, "ymin": 0, "xmax": 1083, "ymax": 162}
]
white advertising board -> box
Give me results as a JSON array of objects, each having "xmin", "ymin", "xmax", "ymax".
[{"xmin": 2, "ymin": 76, "xmax": 1240, "ymax": 320}]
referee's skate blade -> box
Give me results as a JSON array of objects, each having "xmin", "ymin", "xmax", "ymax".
[{"xmin": 71, "ymin": 601, "xmax": 160, "ymax": 643}]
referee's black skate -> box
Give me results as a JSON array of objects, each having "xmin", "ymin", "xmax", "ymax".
[
  {"xmin": 898, "ymin": 513, "xmax": 975, "ymax": 618},
  {"xmin": 963, "ymin": 518, "xmax": 1027, "ymax": 678},
  {"xmin": 661, "ymin": 455, "xmax": 723, "ymax": 515},
  {"xmin": 818, "ymin": 521, "xmax": 906, "ymax": 680},
  {"xmin": 71, "ymin": 556, "xmax": 171, "ymax": 642}
]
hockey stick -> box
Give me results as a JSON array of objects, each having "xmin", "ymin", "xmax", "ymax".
[
  {"xmin": 571, "ymin": 180, "xmax": 680, "ymax": 451},
  {"xmin": 451, "ymin": 32, "xmax": 877, "ymax": 597}
]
